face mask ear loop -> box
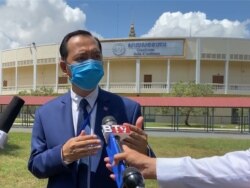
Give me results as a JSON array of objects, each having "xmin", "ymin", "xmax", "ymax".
[{"xmin": 64, "ymin": 61, "xmax": 72, "ymax": 78}]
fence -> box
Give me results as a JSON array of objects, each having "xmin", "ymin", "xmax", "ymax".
[
  {"xmin": 1, "ymin": 104, "xmax": 249, "ymax": 134},
  {"xmin": 144, "ymin": 114, "xmax": 250, "ymax": 134}
]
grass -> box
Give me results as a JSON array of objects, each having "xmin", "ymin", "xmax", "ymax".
[{"xmin": 0, "ymin": 132, "xmax": 250, "ymax": 188}]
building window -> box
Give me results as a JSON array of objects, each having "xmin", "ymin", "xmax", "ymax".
[
  {"xmin": 144, "ymin": 75, "xmax": 152, "ymax": 88},
  {"xmin": 58, "ymin": 76, "xmax": 68, "ymax": 84}
]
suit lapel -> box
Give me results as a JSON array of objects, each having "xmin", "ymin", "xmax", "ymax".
[
  {"xmin": 91, "ymin": 89, "xmax": 110, "ymax": 172},
  {"xmin": 60, "ymin": 92, "xmax": 75, "ymax": 139},
  {"xmin": 95, "ymin": 89, "xmax": 111, "ymax": 139}
]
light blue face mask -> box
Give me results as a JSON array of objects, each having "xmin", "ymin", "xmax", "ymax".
[{"xmin": 68, "ymin": 59, "xmax": 104, "ymax": 91}]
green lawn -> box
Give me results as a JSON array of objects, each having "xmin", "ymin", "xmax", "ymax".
[{"xmin": 0, "ymin": 132, "xmax": 249, "ymax": 188}]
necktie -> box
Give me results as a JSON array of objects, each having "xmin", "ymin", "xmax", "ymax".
[
  {"xmin": 77, "ymin": 99, "xmax": 90, "ymax": 135},
  {"xmin": 77, "ymin": 98, "xmax": 91, "ymax": 188}
]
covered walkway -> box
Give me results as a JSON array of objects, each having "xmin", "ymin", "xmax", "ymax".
[{"xmin": 1, "ymin": 96, "xmax": 250, "ymax": 133}]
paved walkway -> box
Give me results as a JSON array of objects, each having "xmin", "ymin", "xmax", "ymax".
[{"xmin": 11, "ymin": 127, "xmax": 250, "ymax": 139}]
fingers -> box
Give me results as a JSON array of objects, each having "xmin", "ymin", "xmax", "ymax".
[
  {"xmin": 104, "ymin": 157, "xmax": 110, "ymax": 163},
  {"xmin": 79, "ymin": 130, "xmax": 87, "ymax": 136},
  {"xmin": 62, "ymin": 134, "xmax": 102, "ymax": 162},
  {"xmin": 81, "ymin": 145, "xmax": 101, "ymax": 156},
  {"xmin": 113, "ymin": 147, "xmax": 129, "ymax": 165},
  {"xmin": 75, "ymin": 136, "xmax": 101, "ymax": 156},
  {"xmin": 121, "ymin": 116, "xmax": 148, "ymax": 154},
  {"xmin": 122, "ymin": 116, "xmax": 146, "ymax": 136},
  {"xmin": 129, "ymin": 125, "xmax": 146, "ymax": 135},
  {"xmin": 122, "ymin": 126, "xmax": 147, "ymax": 146},
  {"xmin": 122, "ymin": 116, "xmax": 144, "ymax": 129},
  {"xmin": 135, "ymin": 116, "xmax": 144, "ymax": 129},
  {"xmin": 76, "ymin": 133, "xmax": 98, "ymax": 142},
  {"xmin": 105, "ymin": 160, "xmax": 113, "ymax": 172},
  {"xmin": 110, "ymin": 174, "xmax": 116, "ymax": 181}
]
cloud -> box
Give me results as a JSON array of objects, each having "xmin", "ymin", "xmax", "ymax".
[
  {"xmin": 142, "ymin": 11, "xmax": 250, "ymax": 38},
  {"xmin": 0, "ymin": 0, "xmax": 87, "ymax": 50}
]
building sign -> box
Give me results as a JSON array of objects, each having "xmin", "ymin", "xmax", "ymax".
[{"xmin": 102, "ymin": 39, "xmax": 184, "ymax": 57}]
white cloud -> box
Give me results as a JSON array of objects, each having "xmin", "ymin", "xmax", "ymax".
[
  {"xmin": 142, "ymin": 11, "xmax": 250, "ymax": 38},
  {"xmin": 0, "ymin": 0, "xmax": 87, "ymax": 50}
]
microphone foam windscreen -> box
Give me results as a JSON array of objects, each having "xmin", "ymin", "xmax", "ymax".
[
  {"xmin": 102, "ymin": 115, "xmax": 117, "ymax": 125},
  {"xmin": 0, "ymin": 96, "xmax": 25, "ymax": 133}
]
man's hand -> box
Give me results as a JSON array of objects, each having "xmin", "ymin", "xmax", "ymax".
[
  {"xmin": 104, "ymin": 145, "xmax": 156, "ymax": 179},
  {"xmin": 62, "ymin": 131, "xmax": 101, "ymax": 163},
  {"xmin": 122, "ymin": 116, "xmax": 148, "ymax": 155}
]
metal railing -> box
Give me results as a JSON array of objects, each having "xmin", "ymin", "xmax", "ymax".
[
  {"xmin": 2, "ymin": 82, "xmax": 250, "ymax": 95},
  {"xmin": 144, "ymin": 114, "xmax": 250, "ymax": 134}
]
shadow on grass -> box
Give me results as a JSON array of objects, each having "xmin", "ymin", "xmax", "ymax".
[{"xmin": 0, "ymin": 143, "xmax": 23, "ymax": 156}]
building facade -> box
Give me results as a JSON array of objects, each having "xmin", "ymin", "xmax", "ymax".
[{"xmin": 1, "ymin": 37, "xmax": 250, "ymax": 96}]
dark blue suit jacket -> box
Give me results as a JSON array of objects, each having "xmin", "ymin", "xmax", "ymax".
[{"xmin": 28, "ymin": 89, "xmax": 146, "ymax": 188}]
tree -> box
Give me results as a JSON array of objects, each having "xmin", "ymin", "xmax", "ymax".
[{"xmin": 170, "ymin": 81, "xmax": 213, "ymax": 126}]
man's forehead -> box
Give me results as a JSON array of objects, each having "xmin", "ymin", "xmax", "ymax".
[
  {"xmin": 69, "ymin": 35, "xmax": 96, "ymax": 43},
  {"xmin": 68, "ymin": 35, "xmax": 99, "ymax": 49}
]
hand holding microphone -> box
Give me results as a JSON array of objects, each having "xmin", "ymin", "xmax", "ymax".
[
  {"xmin": 102, "ymin": 116, "xmax": 145, "ymax": 188},
  {"xmin": 122, "ymin": 116, "xmax": 148, "ymax": 155},
  {"xmin": 0, "ymin": 96, "xmax": 25, "ymax": 149},
  {"xmin": 102, "ymin": 116, "xmax": 129, "ymax": 188}
]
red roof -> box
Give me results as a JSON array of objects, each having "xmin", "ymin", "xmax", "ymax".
[
  {"xmin": 129, "ymin": 97, "xmax": 250, "ymax": 108},
  {"xmin": 1, "ymin": 95, "xmax": 250, "ymax": 108},
  {"xmin": 0, "ymin": 96, "xmax": 54, "ymax": 105}
]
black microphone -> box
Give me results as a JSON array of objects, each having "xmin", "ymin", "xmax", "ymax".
[
  {"xmin": 0, "ymin": 96, "xmax": 25, "ymax": 149},
  {"xmin": 122, "ymin": 167, "xmax": 145, "ymax": 188},
  {"xmin": 102, "ymin": 115, "xmax": 117, "ymax": 126}
]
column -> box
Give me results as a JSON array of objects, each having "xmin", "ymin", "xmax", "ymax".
[
  {"xmin": 31, "ymin": 44, "xmax": 37, "ymax": 91},
  {"xmin": 166, "ymin": 59, "xmax": 171, "ymax": 93},
  {"xmin": 0, "ymin": 51, "xmax": 2, "ymax": 94},
  {"xmin": 135, "ymin": 59, "xmax": 140, "ymax": 93},
  {"xmin": 106, "ymin": 60, "xmax": 110, "ymax": 91},
  {"xmin": 195, "ymin": 38, "xmax": 201, "ymax": 84},
  {"xmin": 55, "ymin": 48, "xmax": 59, "ymax": 92},
  {"xmin": 224, "ymin": 61, "xmax": 229, "ymax": 94},
  {"xmin": 224, "ymin": 39, "xmax": 229, "ymax": 94},
  {"xmin": 15, "ymin": 50, "xmax": 18, "ymax": 93}
]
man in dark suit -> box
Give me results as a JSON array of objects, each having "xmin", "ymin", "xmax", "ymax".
[{"xmin": 28, "ymin": 30, "xmax": 154, "ymax": 188}]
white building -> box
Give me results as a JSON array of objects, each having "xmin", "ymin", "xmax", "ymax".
[{"xmin": 1, "ymin": 37, "xmax": 250, "ymax": 95}]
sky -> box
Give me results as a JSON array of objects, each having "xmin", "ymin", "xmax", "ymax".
[{"xmin": 0, "ymin": 0, "xmax": 250, "ymax": 50}]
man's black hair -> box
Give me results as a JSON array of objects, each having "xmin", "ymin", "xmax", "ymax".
[{"xmin": 59, "ymin": 30, "xmax": 102, "ymax": 61}]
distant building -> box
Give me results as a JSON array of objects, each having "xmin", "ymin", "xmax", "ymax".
[
  {"xmin": 129, "ymin": 23, "xmax": 136, "ymax": 37},
  {"xmin": 1, "ymin": 37, "xmax": 250, "ymax": 95}
]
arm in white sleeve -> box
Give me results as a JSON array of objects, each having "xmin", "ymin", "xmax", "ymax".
[{"xmin": 156, "ymin": 148, "xmax": 250, "ymax": 188}]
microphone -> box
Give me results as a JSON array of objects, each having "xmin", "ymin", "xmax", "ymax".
[
  {"xmin": 0, "ymin": 96, "xmax": 25, "ymax": 149},
  {"xmin": 102, "ymin": 116, "xmax": 130, "ymax": 188},
  {"xmin": 122, "ymin": 167, "xmax": 145, "ymax": 188}
]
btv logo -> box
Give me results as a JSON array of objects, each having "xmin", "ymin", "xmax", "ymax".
[{"xmin": 111, "ymin": 125, "xmax": 130, "ymax": 133}]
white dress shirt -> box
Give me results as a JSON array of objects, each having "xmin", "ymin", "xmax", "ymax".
[
  {"xmin": 156, "ymin": 148, "xmax": 250, "ymax": 188},
  {"xmin": 70, "ymin": 87, "xmax": 100, "ymax": 188},
  {"xmin": 71, "ymin": 87, "xmax": 98, "ymax": 136}
]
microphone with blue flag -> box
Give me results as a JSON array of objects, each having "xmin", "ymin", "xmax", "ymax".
[{"xmin": 102, "ymin": 116, "xmax": 131, "ymax": 188}]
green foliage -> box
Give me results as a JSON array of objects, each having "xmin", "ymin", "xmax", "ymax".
[
  {"xmin": 18, "ymin": 90, "xmax": 30, "ymax": 96},
  {"xmin": 171, "ymin": 81, "xmax": 213, "ymax": 97},
  {"xmin": 163, "ymin": 81, "xmax": 214, "ymax": 125},
  {"xmin": 155, "ymin": 106, "xmax": 173, "ymax": 115},
  {"xmin": 18, "ymin": 86, "xmax": 57, "ymax": 96}
]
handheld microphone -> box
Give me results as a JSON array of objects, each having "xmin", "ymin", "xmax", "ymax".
[
  {"xmin": 102, "ymin": 116, "xmax": 131, "ymax": 188},
  {"xmin": 0, "ymin": 96, "xmax": 25, "ymax": 149},
  {"xmin": 122, "ymin": 167, "xmax": 145, "ymax": 188}
]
